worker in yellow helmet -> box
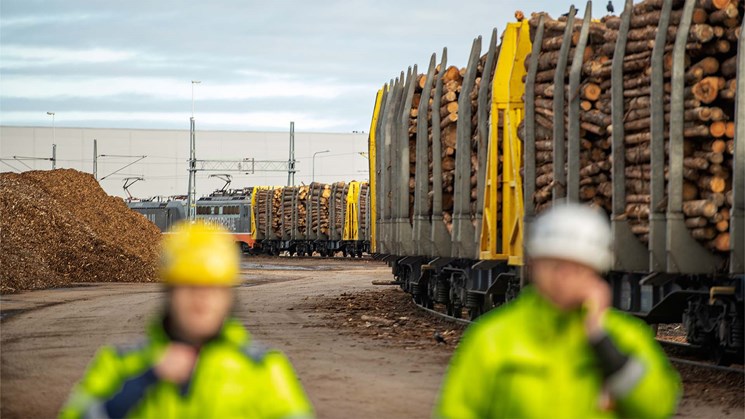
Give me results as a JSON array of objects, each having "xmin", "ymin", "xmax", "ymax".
[
  {"xmin": 60, "ymin": 221, "xmax": 314, "ymax": 419},
  {"xmin": 435, "ymin": 204, "xmax": 681, "ymax": 418}
]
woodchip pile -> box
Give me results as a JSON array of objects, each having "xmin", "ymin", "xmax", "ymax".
[{"xmin": 0, "ymin": 169, "xmax": 161, "ymax": 293}]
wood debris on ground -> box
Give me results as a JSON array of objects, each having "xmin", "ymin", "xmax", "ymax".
[{"xmin": 303, "ymin": 288, "xmax": 466, "ymax": 350}]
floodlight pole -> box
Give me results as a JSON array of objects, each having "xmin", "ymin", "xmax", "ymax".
[
  {"xmin": 312, "ymin": 149, "xmax": 330, "ymax": 183},
  {"xmin": 287, "ymin": 121, "xmax": 296, "ymax": 186}
]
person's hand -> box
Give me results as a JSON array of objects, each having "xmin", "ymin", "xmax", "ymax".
[
  {"xmin": 154, "ymin": 343, "xmax": 198, "ymax": 384},
  {"xmin": 580, "ymin": 278, "xmax": 611, "ymax": 339}
]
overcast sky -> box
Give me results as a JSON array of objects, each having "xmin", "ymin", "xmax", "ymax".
[{"xmin": 0, "ymin": 0, "xmax": 593, "ymax": 133}]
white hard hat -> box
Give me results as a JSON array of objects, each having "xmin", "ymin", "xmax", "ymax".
[{"xmin": 527, "ymin": 203, "xmax": 613, "ymax": 272}]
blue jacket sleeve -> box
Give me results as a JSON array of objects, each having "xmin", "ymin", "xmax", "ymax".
[{"xmin": 103, "ymin": 368, "xmax": 158, "ymax": 418}]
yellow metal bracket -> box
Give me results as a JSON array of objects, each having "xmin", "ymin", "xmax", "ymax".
[
  {"xmin": 344, "ymin": 181, "xmax": 361, "ymax": 240},
  {"xmin": 480, "ymin": 20, "xmax": 531, "ymax": 265},
  {"xmin": 368, "ymin": 87, "xmax": 384, "ymax": 251}
]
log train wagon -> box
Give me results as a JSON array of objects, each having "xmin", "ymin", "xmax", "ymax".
[
  {"xmin": 369, "ymin": 0, "xmax": 744, "ymax": 362},
  {"xmin": 250, "ymin": 181, "xmax": 371, "ymax": 257}
]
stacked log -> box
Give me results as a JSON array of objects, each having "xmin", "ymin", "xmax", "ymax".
[
  {"xmin": 469, "ymin": 53, "xmax": 497, "ymax": 218},
  {"xmin": 256, "ymin": 189, "xmax": 270, "ymax": 235},
  {"xmin": 611, "ymin": 0, "xmax": 686, "ymax": 242},
  {"xmin": 297, "ymin": 186, "xmax": 309, "ymax": 236},
  {"xmin": 407, "ymin": 74, "xmax": 425, "ymax": 221},
  {"xmin": 530, "ymin": 0, "xmax": 740, "ymax": 254},
  {"xmin": 613, "ymin": 0, "xmax": 737, "ymax": 251},
  {"xmin": 414, "ymin": 55, "xmax": 495, "ymax": 233},
  {"xmin": 271, "ymin": 188, "xmax": 282, "ymax": 238},
  {"xmin": 359, "ymin": 183, "xmax": 370, "ymax": 235},
  {"xmin": 528, "ymin": 13, "xmax": 613, "ymax": 213},
  {"xmin": 309, "ymin": 182, "xmax": 332, "ymax": 236},
  {"xmin": 281, "ymin": 187, "xmax": 297, "ymax": 237},
  {"xmin": 426, "ymin": 67, "xmax": 440, "ymax": 222},
  {"xmin": 440, "ymin": 66, "xmax": 465, "ymax": 230},
  {"xmin": 332, "ymin": 182, "xmax": 347, "ymax": 233}
]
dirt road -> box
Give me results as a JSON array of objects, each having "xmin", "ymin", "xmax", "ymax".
[
  {"xmin": 1, "ymin": 258, "xmax": 449, "ymax": 418},
  {"xmin": 1, "ymin": 257, "xmax": 742, "ymax": 418}
]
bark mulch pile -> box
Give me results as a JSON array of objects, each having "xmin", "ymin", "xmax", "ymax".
[{"xmin": 1, "ymin": 169, "xmax": 161, "ymax": 294}]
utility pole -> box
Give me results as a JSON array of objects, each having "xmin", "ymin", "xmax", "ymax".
[
  {"xmin": 93, "ymin": 139, "xmax": 98, "ymax": 180},
  {"xmin": 47, "ymin": 112, "xmax": 56, "ymax": 169},
  {"xmin": 287, "ymin": 121, "xmax": 296, "ymax": 186},
  {"xmin": 187, "ymin": 80, "xmax": 201, "ymax": 220}
]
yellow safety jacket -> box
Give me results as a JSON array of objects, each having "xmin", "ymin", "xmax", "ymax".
[
  {"xmin": 60, "ymin": 318, "xmax": 313, "ymax": 418},
  {"xmin": 435, "ymin": 287, "xmax": 681, "ymax": 418}
]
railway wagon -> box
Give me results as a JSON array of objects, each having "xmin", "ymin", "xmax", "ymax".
[
  {"xmin": 251, "ymin": 182, "xmax": 371, "ymax": 257},
  {"xmin": 369, "ymin": 0, "xmax": 743, "ymax": 362}
]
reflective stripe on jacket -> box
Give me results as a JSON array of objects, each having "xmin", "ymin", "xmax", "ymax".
[{"xmin": 435, "ymin": 287, "xmax": 681, "ymax": 418}]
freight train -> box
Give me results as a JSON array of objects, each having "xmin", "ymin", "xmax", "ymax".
[
  {"xmin": 368, "ymin": 0, "xmax": 744, "ymax": 363},
  {"xmin": 127, "ymin": 181, "xmax": 370, "ymax": 257}
]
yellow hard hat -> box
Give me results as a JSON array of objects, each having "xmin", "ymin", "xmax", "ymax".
[{"xmin": 160, "ymin": 220, "xmax": 240, "ymax": 286}]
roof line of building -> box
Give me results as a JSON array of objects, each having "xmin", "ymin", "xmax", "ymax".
[{"xmin": 0, "ymin": 125, "xmax": 367, "ymax": 136}]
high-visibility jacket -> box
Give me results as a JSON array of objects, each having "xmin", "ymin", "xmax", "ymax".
[
  {"xmin": 435, "ymin": 287, "xmax": 681, "ymax": 418},
  {"xmin": 60, "ymin": 318, "xmax": 313, "ymax": 419}
]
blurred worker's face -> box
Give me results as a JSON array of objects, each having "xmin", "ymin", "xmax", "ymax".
[
  {"xmin": 169, "ymin": 286, "xmax": 233, "ymax": 343},
  {"xmin": 530, "ymin": 258, "xmax": 605, "ymax": 311}
]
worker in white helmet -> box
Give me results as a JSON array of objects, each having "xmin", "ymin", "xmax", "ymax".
[{"xmin": 436, "ymin": 203, "xmax": 681, "ymax": 418}]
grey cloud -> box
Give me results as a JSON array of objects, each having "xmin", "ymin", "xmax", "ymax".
[{"xmin": 1, "ymin": 0, "xmax": 590, "ymax": 132}]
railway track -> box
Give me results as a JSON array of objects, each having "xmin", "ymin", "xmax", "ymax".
[
  {"xmin": 410, "ymin": 297, "xmax": 745, "ymax": 374},
  {"xmin": 246, "ymin": 253, "xmax": 373, "ymax": 261},
  {"xmin": 657, "ymin": 340, "xmax": 745, "ymax": 374}
]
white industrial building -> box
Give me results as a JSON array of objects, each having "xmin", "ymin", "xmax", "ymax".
[{"xmin": 0, "ymin": 125, "xmax": 370, "ymax": 199}]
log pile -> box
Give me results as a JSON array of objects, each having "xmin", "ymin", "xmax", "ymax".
[
  {"xmin": 407, "ymin": 73, "xmax": 426, "ymax": 221},
  {"xmin": 468, "ymin": 53, "xmax": 497, "ymax": 219},
  {"xmin": 258, "ymin": 183, "xmax": 345, "ymax": 239},
  {"xmin": 405, "ymin": 64, "xmax": 462, "ymax": 231},
  {"xmin": 297, "ymin": 186, "xmax": 309, "ymax": 236},
  {"xmin": 281, "ymin": 187, "xmax": 297, "ymax": 237},
  {"xmin": 528, "ymin": 12, "xmax": 614, "ymax": 214},
  {"xmin": 439, "ymin": 66, "xmax": 464, "ymax": 231},
  {"xmin": 407, "ymin": 53, "xmax": 497, "ymax": 233},
  {"xmin": 529, "ymin": 0, "xmax": 740, "ymax": 253},
  {"xmin": 310, "ymin": 183, "xmax": 332, "ymax": 236},
  {"xmin": 271, "ymin": 188, "xmax": 282, "ymax": 238},
  {"xmin": 612, "ymin": 0, "xmax": 737, "ymax": 252},
  {"xmin": 359, "ymin": 183, "xmax": 370, "ymax": 235},
  {"xmin": 256, "ymin": 188, "xmax": 270, "ymax": 235},
  {"xmin": 332, "ymin": 182, "xmax": 347, "ymax": 233}
]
